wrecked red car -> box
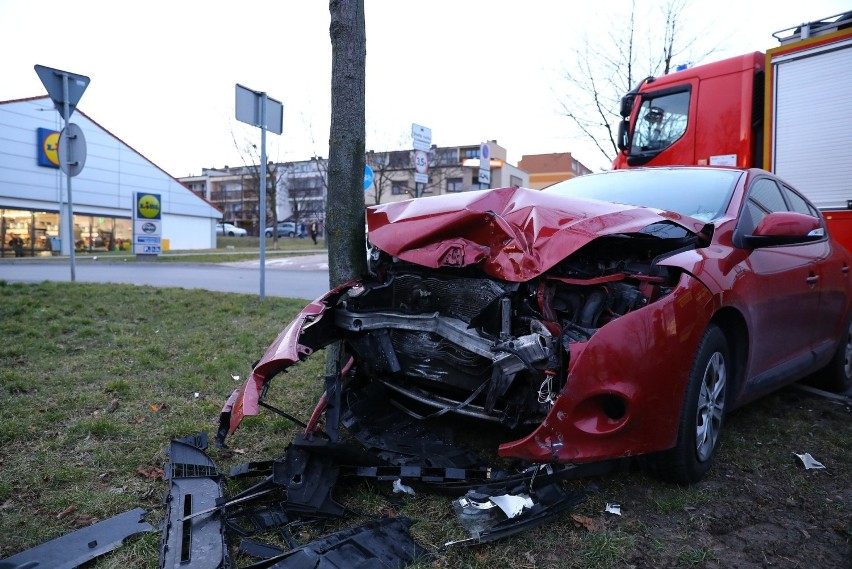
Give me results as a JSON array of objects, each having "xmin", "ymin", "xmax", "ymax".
[{"xmin": 219, "ymin": 166, "xmax": 852, "ymax": 484}]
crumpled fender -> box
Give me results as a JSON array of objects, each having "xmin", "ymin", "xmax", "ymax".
[
  {"xmin": 224, "ymin": 281, "xmax": 358, "ymax": 435},
  {"xmin": 498, "ymin": 272, "xmax": 717, "ymax": 463}
]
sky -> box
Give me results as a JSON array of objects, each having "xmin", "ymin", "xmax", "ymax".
[{"xmin": 1, "ymin": 0, "xmax": 849, "ymax": 178}]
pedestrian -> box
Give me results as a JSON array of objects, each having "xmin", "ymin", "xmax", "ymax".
[
  {"xmin": 310, "ymin": 221, "xmax": 318, "ymax": 245},
  {"xmin": 9, "ymin": 234, "xmax": 24, "ymax": 257}
]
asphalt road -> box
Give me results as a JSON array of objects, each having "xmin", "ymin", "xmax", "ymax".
[{"xmin": 0, "ymin": 254, "xmax": 331, "ymax": 301}]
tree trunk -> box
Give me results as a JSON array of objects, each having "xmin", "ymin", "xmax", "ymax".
[
  {"xmin": 327, "ymin": 0, "xmax": 366, "ymax": 288},
  {"xmin": 326, "ymin": 0, "xmax": 366, "ymax": 377}
]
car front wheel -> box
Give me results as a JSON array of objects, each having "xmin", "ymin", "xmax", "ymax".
[
  {"xmin": 812, "ymin": 316, "xmax": 852, "ymax": 393},
  {"xmin": 647, "ymin": 323, "xmax": 730, "ymax": 484}
]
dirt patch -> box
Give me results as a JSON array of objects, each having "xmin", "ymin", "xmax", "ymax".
[{"xmin": 588, "ymin": 386, "xmax": 850, "ymax": 569}]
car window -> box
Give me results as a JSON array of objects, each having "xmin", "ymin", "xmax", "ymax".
[
  {"xmin": 544, "ymin": 168, "xmax": 740, "ymax": 222},
  {"xmin": 745, "ymin": 178, "xmax": 787, "ymax": 230},
  {"xmin": 783, "ymin": 185, "xmax": 817, "ymax": 216}
]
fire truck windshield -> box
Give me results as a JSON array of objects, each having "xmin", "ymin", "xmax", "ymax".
[{"xmin": 631, "ymin": 90, "xmax": 690, "ymax": 156}]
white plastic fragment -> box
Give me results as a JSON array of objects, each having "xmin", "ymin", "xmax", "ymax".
[
  {"xmin": 793, "ymin": 452, "xmax": 826, "ymax": 470},
  {"xmin": 605, "ymin": 503, "xmax": 622, "ymax": 515},
  {"xmin": 193, "ymin": 392, "xmax": 200, "ymax": 398},
  {"xmin": 489, "ymin": 493, "xmax": 534, "ymax": 519},
  {"xmin": 392, "ymin": 478, "xmax": 415, "ymax": 496},
  {"xmin": 231, "ymin": 374, "xmax": 241, "ymax": 381}
]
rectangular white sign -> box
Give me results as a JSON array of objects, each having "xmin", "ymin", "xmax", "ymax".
[{"xmin": 411, "ymin": 123, "xmax": 432, "ymax": 151}]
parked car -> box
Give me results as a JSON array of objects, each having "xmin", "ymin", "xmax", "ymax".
[
  {"xmin": 218, "ymin": 167, "xmax": 852, "ymax": 484},
  {"xmin": 265, "ymin": 222, "xmax": 305, "ymax": 238},
  {"xmin": 216, "ymin": 222, "xmax": 247, "ymax": 237}
]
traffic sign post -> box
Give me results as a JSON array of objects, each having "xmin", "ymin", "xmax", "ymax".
[
  {"xmin": 411, "ymin": 124, "xmax": 432, "ymax": 196},
  {"xmin": 478, "ymin": 142, "xmax": 491, "ymax": 187},
  {"xmin": 236, "ymin": 84, "xmax": 284, "ymax": 301},
  {"xmin": 35, "ymin": 64, "xmax": 90, "ymax": 281}
]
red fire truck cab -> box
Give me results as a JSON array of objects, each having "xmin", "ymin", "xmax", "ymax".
[{"xmin": 613, "ymin": 11, "xmax": 852, "ymax": 249}]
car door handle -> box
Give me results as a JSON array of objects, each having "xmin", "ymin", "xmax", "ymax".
[
  {"xmin": 843, "ymin": 265, "xmax": 849, "ymax": 276},
  {"xmin": 806, "ymin": 275, "xmax": 819, "ymax": 285}
]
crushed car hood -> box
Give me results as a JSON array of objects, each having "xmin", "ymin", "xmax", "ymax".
[{"xmin": 367, "ymin": 186, "xmax": 705, "ymax": 281}]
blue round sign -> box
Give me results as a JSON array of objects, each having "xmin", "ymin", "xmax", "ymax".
[{"xmin": 364, "ymin": 165, "xmax": 374, "ymax": 191}]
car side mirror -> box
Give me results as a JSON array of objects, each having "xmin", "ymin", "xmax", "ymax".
[{"xmin": 742, "ymin": 211, "xmax": 824, "ymax": 249}]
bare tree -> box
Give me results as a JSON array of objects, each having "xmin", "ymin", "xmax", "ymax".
[
  {"xmin": 230, "ymin": 134, "xmax": 286, "ymax": 245},
  {"xmin": 558, "ymin": 0, "xmax": 713, "ymax": 164}
]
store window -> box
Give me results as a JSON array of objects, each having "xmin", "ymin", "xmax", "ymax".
[{"xmin": 1, "ymin": 209, "xmax": 132, "ymax": 257}]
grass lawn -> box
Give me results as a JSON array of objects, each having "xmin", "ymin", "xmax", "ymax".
[{"xmin": 0, "ymin": 281, "xmax": 848, "ymax": 568}]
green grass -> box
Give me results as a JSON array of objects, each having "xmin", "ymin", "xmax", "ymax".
[{"xmin": 0, "ymin": 281, "xmax": 848, "ymax": 568}]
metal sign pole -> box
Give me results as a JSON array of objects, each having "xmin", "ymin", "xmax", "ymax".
[
  {"xmin": 259, "ymin": 94, "xmax": 267, "ymax": 301},
  {"xmin": 62, "ymin": 75, "xmax": 77, "ymax": 281}
]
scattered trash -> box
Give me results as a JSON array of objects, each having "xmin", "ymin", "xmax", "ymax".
[
  {"xmin": 193, "ymin": 392, "xmax": 200, "ymax": 398},
  {"xmin": 489, "ymin": 493, "xmax": 534, "ymax": 518},
  {"xmin": 392, "ymin": 478, "xmax": 415, "ymax": 496},
  {"xmin": 571, "ymin": 513, "xmax": 602, "ymax": 532},
  {"xmin": 605, "ymin": 503, "xmax": 622, "ymax": 515},
  {"xmin": 793, "ymin": 452, "xmax": 826, "ymax": 470},
  {"xmin": 231, "ymin": 374, "xmax": 240, "ymax": 381}
]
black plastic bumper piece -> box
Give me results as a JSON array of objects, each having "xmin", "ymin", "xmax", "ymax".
[
  {"xmin": 242, "ymin": 517, "xmax": 429, "ymax": 569},
  {"xmin": 159, "ymin": 434, "xmax": 229, "ymax": 569},
  {"xmin": 0, "ymin": 508, "xmax": 153, "ymax": 569}
]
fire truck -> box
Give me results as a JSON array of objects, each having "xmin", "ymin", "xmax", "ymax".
[{"xmin": 612, "ymin": 11, "xmax": 852, "ymax": 248}]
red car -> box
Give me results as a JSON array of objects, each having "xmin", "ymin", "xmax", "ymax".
[{"xmin": 219, "ymin": 167, "xmax": 852, "ymax": 484}]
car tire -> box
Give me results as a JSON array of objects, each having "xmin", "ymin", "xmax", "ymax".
[
  {"xmin": 288, "ymin": 231, "xmax": 295, "ymax": 238},
  {"xmin": 647, "ymin": 323, "xmax": 730, "ymax": 484},
  {"xmin": 809, "ymin": 316, "xmax": 852, "ymax": 393},
  {"xmin": 265, "ymin": 231, "xmax": 272, "ymax": 238},
  {"xmin": 228, "ymin": 231, "xmax": 235, "ymax": 236}
]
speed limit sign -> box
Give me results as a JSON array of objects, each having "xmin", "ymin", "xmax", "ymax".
[{"xmin": 414, "ymin": 150, "xmax": 428, "ymax": 174}]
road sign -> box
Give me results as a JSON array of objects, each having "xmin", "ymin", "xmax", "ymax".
[
  {"xmin": 34, "ymin": 64, "xmax": 90, "ymax": 118},
  {"xmin": 414, "ymin": 150, "xmax": 429, "ymax": 184},
  {"xmin": 414, "ymin": 150, "xmax": 429, "ymax": 174},
  {"xmin": 235, "ymin": 84, "xmax": 283, "ymax": 134},
  {"xmin": 58, "ymin": 123, "xmax": 86, "ymax": 177},
  {"xmin": 411, "ymin": 123, "xmax": 432, "ymax": 151},
  {"xmin": 478, "ymin": 142, "xmax": 491, "ymax": 186},
  {"xmin": 364, "ymin": 165, "xmax": 374, "ymax": 191}
]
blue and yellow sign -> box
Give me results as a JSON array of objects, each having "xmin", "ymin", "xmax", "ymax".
[
  {"xmin": 37, "ymin": 128, "xmax": 60, "ymax": 168},
  {"xmin": 135, "ymin": 193, "xmax": 161, "ymax": 220}
]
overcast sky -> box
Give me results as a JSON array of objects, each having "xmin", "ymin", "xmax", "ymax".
[{"xmin": 1, "ymin": 0, "xmax": 849, "ymax": 178}]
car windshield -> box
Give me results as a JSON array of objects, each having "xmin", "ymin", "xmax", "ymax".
[{"xmin": 544, "ymin": 168, "xmax": 742, "ymax": 222}]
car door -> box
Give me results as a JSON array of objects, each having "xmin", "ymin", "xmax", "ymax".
[
  {"xmin": 735, "ymin": 177, "xmax": 823, "ymax": 389},
  {"xmin": 782, "ymin": 183, "xmax": 851, "ymax": 348}
]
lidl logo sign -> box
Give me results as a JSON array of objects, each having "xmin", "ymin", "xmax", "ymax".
[
  {"xmin": 37, "ymin": 128, "xmax": 60, "ymax": 168},
  {"xmin": 136, "ymin": 193, "xmax": 161, "ymax": 220}
]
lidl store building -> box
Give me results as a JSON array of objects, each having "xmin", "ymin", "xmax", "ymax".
[{"xmin": 0, "ymin": 96, "xmax": 221, "ymax": 257}]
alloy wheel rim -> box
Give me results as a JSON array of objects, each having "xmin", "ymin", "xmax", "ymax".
[{"xmin": 696, "ymin": 352, "xmax": 726, "ymax": 462}]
